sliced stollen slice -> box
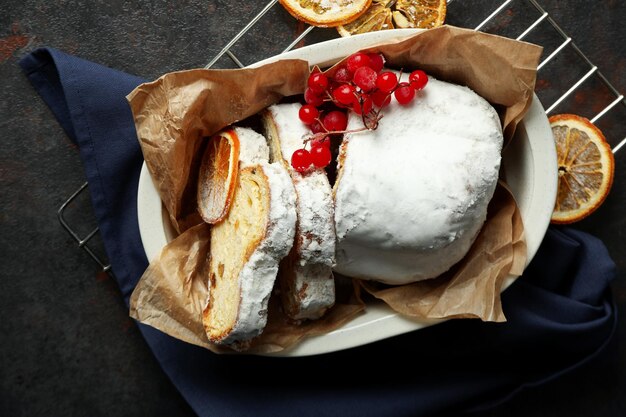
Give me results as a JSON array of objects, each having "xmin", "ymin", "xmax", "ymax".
[
  {"xmin": 201, "ymin": 161, "xmax": 297, "ymax": 348},
  {"xmin": 263, "ymin": 102, "xmax": 336, "ymax": 321},
  {"xmin": 233, "ymin": 126, "xmax": 270, "ymax": 167}
]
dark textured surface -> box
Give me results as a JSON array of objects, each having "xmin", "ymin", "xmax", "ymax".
[{"xmin": 1, "ymin": 1, "xmax": 624, "ymax": 416}]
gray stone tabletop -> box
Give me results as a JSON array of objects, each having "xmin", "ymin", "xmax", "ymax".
[{"xmin": 1, "ymin": 1, "xmax": 624, "ymax": 416}]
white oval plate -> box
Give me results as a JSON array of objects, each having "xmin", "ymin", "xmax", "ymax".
[{"xmin": 137, "ymin": 29, "xmax": 558, "ymax": 357}]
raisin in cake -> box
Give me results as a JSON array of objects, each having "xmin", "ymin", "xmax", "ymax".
[{"xmin": 333, "ymin": 75, "xmax": 504, "ymax": 285}]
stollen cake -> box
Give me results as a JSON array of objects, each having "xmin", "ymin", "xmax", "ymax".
[
  {"xmin": 263, "ymin": 103, "xmax": 336, "ymax": 320},
  {"xmin": 200, "ymin": 128, "xmax": 297, "ymax": 347},
  {"xmin": 233, "ymin": 126, "xmax": 270, "ymax": 166},
  {"xmin": 333, "ymin": 74, "xmax": 504, "ymax": 285}
]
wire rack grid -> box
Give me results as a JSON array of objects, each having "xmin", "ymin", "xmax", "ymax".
[{"xmin": 59, "ymin": 0, "xmax": 626, "ymax": 275}]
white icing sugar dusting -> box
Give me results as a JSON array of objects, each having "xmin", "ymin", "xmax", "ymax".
[
  {"xmin": 290, "ymin": 264, "xmax": 335, "ymax": 321},
  {"xmin": 291, "ymin": 170, "xmax": 336, "ymax": 266},
  {"xmin": 233, "ymin": 126, "xmax": 270, "ymax": 167},
  {"xmin": 333, "ymin": 75, "xmax": 503, "ymax": 285},
  {"xmin": 266, "ymin": 103, "xmax": 336, "ymax": 319},
  {"xmin": 222, "ymin": 162, "xmax": 297, "ymax": 345},
  {"xmin": 267, "ymin": 103, "xmax": 312, "ymax": 161},
  {"xmin": 267, "ymin": 103, "xmax": 336, "ymax": 267},
  {"xmin": 286, "ymin": 170, "xmax": 336, "ymax": 320}
]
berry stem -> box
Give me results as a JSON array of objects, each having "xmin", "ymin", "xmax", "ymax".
[{"xmin": 302, "ymin": 125, "xmax": 374, "ymax": 147}]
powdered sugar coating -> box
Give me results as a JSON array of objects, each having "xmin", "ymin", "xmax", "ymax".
[
  {"xmin": 265, "ymin": 103, "xmax": 336, "ymax": 320},
  {"xmin": 288, "ymin": 264, "xmax": 335, "ymax": 321},
  {"xmin": 267, "ymin": 103, "xmax": 312, "ymax": 163},
  {"xmin": 290, "ymin": 170, "xmax": 335, "ymax": 265},
  {"xmin": 234, "ymin": 126, "xmax": 270, "ymax": 166},
  {"xmin": 283, "ymin": 169, "xmax": 336, "ymax": 320},
  {"xmin": 267, "ymin": 103, "xmax": 336, "ymax": 265},
  {"xmin": 334, "ymin": 75, "xmax": 503, "ymax": 284},
  {"xmin": 221, "ymin": 162, "xmax": 297, "ymax": 345}
]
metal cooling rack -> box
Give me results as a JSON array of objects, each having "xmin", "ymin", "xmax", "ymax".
[{"xmin": 59, "ymin": 0, "xmax": 626, "ymax": 275}]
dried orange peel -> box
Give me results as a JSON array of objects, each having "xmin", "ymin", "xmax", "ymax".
[
  {"xmin": 197, "ymin": 129, "xmax": 240, "ymax": 224},
  {"xmin": 279, "ymin": 0, "xmax": 373, "ymax": 27},
  {"xmin": 550, "ymin": 114, "xmax": 614, "ymax": 224},
  {"xmin": 337, "ymin": 0, "xmax": 446, "ymax": 37}
]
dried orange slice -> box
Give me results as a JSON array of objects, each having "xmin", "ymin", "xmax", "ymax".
[
  {"xmin": 279, "ymin": 0, "xmax": 372, "ymax": 27},
  {"xmin": 197, "ymin": 129, "xmax": 240, "ymax": 224},
  {"xmin": 550, "ymin": 114, "xmax": 614, "ymax": 224},
  {"xmin": 337, "ymin": 0, "xmax": 446, "ymax": 37}
]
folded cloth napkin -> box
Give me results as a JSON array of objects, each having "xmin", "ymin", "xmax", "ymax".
[{"xmin": 20, "ymin": 48, "xmax": 618, "ymax": 417}]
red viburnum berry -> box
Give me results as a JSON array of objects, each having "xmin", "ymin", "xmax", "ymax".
[
  {"xmin": 308, "ymin": 72, "xmax": 329, "ymax": 94},
  {"xmin": 304, "ymin": 88, "xmax": 324, "ymax": 107},
  {"xmin": 353, "ymin": 66, "xmax": 378, "ymax": 92},
  {"xmin": 371, "ymin": 89, "xmax": 391, "ymax": 108},
  {"xmin": 346, "ymin": 52, "xmax": 371, "ymax": 73},
  {"xmin": 333, "ymin": 84, "xmax": 356, "ymax": 106},
  {"xmin": 367, "ymin": 53, "xmax": 385, "ymax": 72},
  {"xmin": 394, "ymin": 82, "xmax": 415, "ymax": 105},
  {"xmin": 299, "ymin": 104, "xmax": 319, "ymax": 125},
  {"xmin": 323, "ymin": 110, "xmax": 348, "ymax": 132},
  {"xmin": 310, "ymin": 119, "xmax": 325, "ymax": 134},
  {"xmin": 310, "ymin": 135, "xmax": 331, "ymax": 148},
  {"xmin": 352, "ymin": 94, "xmax": 373, "ymax": 115},
  {"xmin": 376, "ymin": 71, "xmax": 398, "ymax": 93},
  {"xmin": 409, "ymin": 70, "xmax": 428, "ymax": 91},
  {"xmin": 333, "ymin": 65, "xmax": 352, "ymax": 83},
  {"xmin": 291, "ymin": 148, "xmax": 312, "ymax": 172},
  {"xmin": 310, "ymin": 144, "xmax": 332, "ymax": 168}
]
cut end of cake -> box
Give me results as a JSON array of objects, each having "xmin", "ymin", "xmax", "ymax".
[
  {"xmin": 333, "ymin": 75, "xmax": 504, "ymax": 284},
  {"xmin": 203, "ymin": 163, "xmax": 297, "ymax": 345},
  {"xmin": 263, "ymin": 103, "xmax": 338, "ymax": 320}
]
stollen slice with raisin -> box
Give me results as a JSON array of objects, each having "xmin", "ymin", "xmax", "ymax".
[{"xmin": 202, "ymin": 162, "xmax": 297, "ymax": 349}]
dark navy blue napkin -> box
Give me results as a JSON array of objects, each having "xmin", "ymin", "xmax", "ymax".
[{"xmin": 20, "ymin": 48, "xmax": 617, "ymax": 417}]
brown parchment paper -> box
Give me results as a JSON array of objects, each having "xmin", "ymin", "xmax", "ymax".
[{"xmin": 127, "ymin": 25, "xmax": 543, "ymax": 353}]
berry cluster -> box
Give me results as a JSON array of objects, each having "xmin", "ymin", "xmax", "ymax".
[{"xmin": 291, "ymin": 52, "xmax": 429, "ymax": 173}]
